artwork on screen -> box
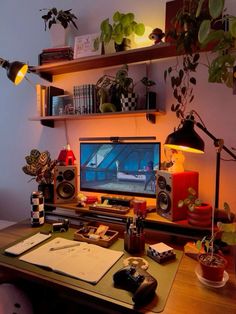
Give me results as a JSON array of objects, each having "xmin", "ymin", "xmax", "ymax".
[{"xmin": 80, "ymin": 142, "xmax": 161, "ymax": 198}]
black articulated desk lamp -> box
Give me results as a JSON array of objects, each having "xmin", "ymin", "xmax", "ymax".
[
  {"xmin": 164, "ymin": 110, "xmax": 236, "ymax": 211},
  {"xmin": 0, "ymin": 57, "xmax": 28, "ymax": 85}
]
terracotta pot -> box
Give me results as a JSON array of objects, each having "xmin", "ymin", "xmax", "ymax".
[
  {"xmin": 198, "ymin": 253, "xmax": 228, "ymax": 282},
  {"xmin": 187, "ymin": 203, "xmax": 212, "ymax": 227}
]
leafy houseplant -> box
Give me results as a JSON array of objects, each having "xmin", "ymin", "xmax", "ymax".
[
  {"xmin": 96, "ymin": 64, "xmax": 135, "ymax": 112},
  {"xmin": 22, "ymin": 149, "xmax": 57, "ymax": 202},
  {"xmin": 100, "ymin": 11, "xmax": 145, "ymax": 52},
  {"xmin": 40, "ymin": 7, "xmax": 78, "ymax": 31},
  {"xmin": 197, "ymin": 0, "xmax": 236, "ymax": 88},
  {"xmin": 163, "ymin": 0, "xmax": 207, "ymax": 118},
  {"xmin": 178, "ymin": 187, "xmax": 212, "ymax": 227}
]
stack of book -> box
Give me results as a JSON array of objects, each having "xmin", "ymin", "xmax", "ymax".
[
  {"xmin": 36, "ymin": 84, "xmax": 64, "ymax": 116},
  {"xmin": 39, "ymin": 46, "xmax": 73, "ymax": 65},
  {"xmin": 73, "ymin": 84, "xmax": 98, "ymax": 114}
]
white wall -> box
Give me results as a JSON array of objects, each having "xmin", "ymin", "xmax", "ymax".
[{"xmin": 0, "ymin": 0, "xmax": 235, "ymax": 221}]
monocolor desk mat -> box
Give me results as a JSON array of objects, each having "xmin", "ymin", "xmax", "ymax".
[{"xmin": 1, "ymin": 227, "xmax": 183, "ymax": 313}]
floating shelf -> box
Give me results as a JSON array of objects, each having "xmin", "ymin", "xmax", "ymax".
[
  {"xmin": 29, "ymin": 110, "xmax": 165, "ymax": 128},
  {"xmin": 31, "ymin": 44, "xmax": 177, "ymax": 80}
]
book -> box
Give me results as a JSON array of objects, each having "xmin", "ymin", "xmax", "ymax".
[
  {"xmin": 35, "ymin": 84, "xmax": 64, "ymax": 116},
  {"xmin": 47, "ymin": 86, "xmax": 64, "ymax": 116},
  {"xmin": 19, "ymin": 237, "xmax": 123, "ymax": 284}
]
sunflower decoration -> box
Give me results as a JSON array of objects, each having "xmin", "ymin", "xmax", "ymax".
[{"xmin": 22, "ymin": 149, "xmax": 57, "ymax": 184}]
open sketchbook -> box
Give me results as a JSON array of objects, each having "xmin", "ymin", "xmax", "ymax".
[{"xmin": 19, "ymin": 237, "xmax": 123, "ymax": 284}]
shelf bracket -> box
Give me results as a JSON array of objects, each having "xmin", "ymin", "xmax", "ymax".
[
  {"xmin": 39, "ymin": 72, "xmax": 53, "ymax": 82},
  {"xmin": 146, "ymin": 113, "xmax": 156, "ymax": 124},
  {"xmin": 41, "ymin": 120, "xmax": 54, "ymax": 128}
]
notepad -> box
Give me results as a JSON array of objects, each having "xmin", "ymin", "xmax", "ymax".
[{"xmin": 19, "ymin": 237, "xmax": 123, "ymax": 284}]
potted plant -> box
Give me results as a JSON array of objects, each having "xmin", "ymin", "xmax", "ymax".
[
  {"xmin": 178, "ymin": 187, "xmax": 212, "ymax": 227},
  {"xmin": 96, "ymin": 64, "xmax": 136, "ymax": 112},
  {"xmin": 141, "ymin": 76, "xmax": 156, "ymax": 110},
  {"xmin": 197, "ymin": 0, "xmax": 236, "ymax": 88},
  {"xmin": 40, "ymin": 7, "xmax": 78, "ymax": 47},
  {"xmin": 99, "ymin": 11, "xmax": 145, "ymax": 52},
  {"xmin": 196, "ymin": 235, "xmax": 228, "ymax": 282},
  {"xmin": 22, "ymin": 149, "xmax": 57, "ymax": 203}
]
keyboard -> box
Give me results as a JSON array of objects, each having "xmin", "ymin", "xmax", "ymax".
[{"xmin": 89, "ymin": 204, "xmax": 130, "ymax": 214}]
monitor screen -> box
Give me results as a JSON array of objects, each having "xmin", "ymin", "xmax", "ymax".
[{"xmin": 80, "ymin": 142, "xmax": 161, "ymax": 198}]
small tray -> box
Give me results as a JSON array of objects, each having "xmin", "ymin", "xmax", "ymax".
[{"xmin": 74, "ymin": 226, "xmax": 119, "ymax": 248}]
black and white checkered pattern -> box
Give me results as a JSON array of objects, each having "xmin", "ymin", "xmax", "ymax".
[{"xmin": 121, "ymin": 93, "xmax": 137, "ymax": 111}]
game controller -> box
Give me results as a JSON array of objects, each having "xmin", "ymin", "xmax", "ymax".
[{"xmin": 113, "ymin": 265, "xmax": 157, "ymax": 304}]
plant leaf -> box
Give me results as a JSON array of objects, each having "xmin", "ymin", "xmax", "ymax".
[
  {"xmin": 209, "ymin": 0, "xmax": 225, "ymax": 19},
  {"xmin": 198, "ymin": 20, "xmax": 211, "ymax": 44}
]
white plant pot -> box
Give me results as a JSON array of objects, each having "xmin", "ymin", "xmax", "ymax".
[{"xmin": 49, "ymin": 24, "xmax": 68, "ymax": 48}]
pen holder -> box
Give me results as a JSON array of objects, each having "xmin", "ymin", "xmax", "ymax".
[{"xmin": 124, "ymin": 231, "xmax": 145, "ymax": 254}]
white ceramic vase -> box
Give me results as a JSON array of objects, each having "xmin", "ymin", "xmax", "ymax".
[{"xmin": 49, "ymin": 24, "xmax": 68, "ymax": 48}]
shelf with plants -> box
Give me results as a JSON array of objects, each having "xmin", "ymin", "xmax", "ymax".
[
  {"xmin": 29, "ymin": 109, "xmax": 165, "ymax": 128},
  {"xmin": 31, "ymin": 44, "xmax": 179, "ymax": 81}
]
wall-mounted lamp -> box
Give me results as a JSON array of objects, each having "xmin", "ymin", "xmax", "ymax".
[
  {"xmin": 0, "ymin": 57, "xmax": 28, "ymax": 85},
  {"xmin": 164, "ymin": 110, "xmax": 236, "ymax": 210}
]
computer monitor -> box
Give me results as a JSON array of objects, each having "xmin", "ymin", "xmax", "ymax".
[{"xmin": 80, "ymin": 142, "xmax": 161, "ymax": 198}]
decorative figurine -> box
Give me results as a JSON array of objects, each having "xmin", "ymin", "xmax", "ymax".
[{"xmin": 149, "ymin": 28, "xmax": 165, "ymax": 45}]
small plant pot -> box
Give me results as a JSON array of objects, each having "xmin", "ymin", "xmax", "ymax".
[
  {"xmin": 146, "ymin": 91, "xmax": 156, "ymax": 109},
  {"xmin": 120, "ymin": 93, "xmax": 137, "ymax": 111},
  {"xmin": 198, "ymin": 253, "xmax": 228, "ymax": 282},
  {"xmin": 115, "ymin": 38, "xmax": 131, "ymax": 52},
  {"xmin": 187, "ymin": 203, "xmax": 212, "ymax": 227}
]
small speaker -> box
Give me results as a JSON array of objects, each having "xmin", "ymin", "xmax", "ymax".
[
  {"xmin": 156, "ymin": 170, "xmax": 199, "ymax": 221},
  {"xmin": 54, "ymin": 165, "xmax": 77, "ymax": 203}
]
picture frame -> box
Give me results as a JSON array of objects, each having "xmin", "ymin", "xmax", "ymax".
[{"xmin": 74, "ymin": 33, "xmax": 101, "ymax": 59}]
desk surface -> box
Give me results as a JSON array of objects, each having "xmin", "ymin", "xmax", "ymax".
[{"xmin": 0, "ymin": 221, "xmax": 235, "ymax": 314}]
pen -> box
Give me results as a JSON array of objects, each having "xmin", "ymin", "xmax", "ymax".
[{"xmin": 49, "ymin": 243, "xmax": 80, "ymax": 251}]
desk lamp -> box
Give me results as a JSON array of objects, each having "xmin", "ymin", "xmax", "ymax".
[
  {"xmin": 164, "ymin": 110, "xmax": 236, "ymax": 211},
  {"xmin": 0, "ymin": 57, "xmax": 28, "ymax": 85}
]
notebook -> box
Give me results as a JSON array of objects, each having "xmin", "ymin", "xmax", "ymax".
[{"xmin": 19, "ymin": 237, "xmax": 123, "ymax": 284}]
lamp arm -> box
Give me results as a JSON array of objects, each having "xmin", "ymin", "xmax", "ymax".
[{"xmin": 196, "ymin": 122, "xmax": 236, "ymax": 160}]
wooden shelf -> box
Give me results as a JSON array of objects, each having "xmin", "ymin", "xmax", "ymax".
[
  {"xmin": 29, "ymin": 109, "xmax": 165, "ymax": 128},
  {"xmin": 31, "ymin": 44, "xmax": 176, "ymax": 80}
]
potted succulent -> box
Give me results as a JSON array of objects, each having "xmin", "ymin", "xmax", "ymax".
[
  {"xmin": 141, "ymin": 76, "xmax": 156, "ymax": 110},
  {"xmin": 40, "ymin": 7, "xmax": 78, "ymax": 47},
  {"xmin": 178, "ymin": 187, "xmax": 212, "ymax": 227},
  {"xmin": 99, "ymin": 11, "xmax": 145, "ymax": 52},
  {"xmin": 22, "ymin": 149, "xmax": 57, "ymax": 203},
  {"xmin": 96, "ymin": 64, "xmax": 136, "ymax": 112}
]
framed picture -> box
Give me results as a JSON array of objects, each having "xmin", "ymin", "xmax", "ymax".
[{"xmin": 74, "ymin": 33, "xmax": 101, "ymax": 59}]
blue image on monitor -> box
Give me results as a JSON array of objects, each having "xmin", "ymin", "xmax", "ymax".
[{"xmin": 80, "ymin": 142, "xmax": 161, "ymax": 198}]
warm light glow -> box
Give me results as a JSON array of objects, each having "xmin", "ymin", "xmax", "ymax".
[
  {"xmin": 164, "ymin": 144, "xmax": 204, "ymax": 154},
  {"xmin": 14, "ymin": 64, "xmax": 28, "ymax": 85},
  {"xmin": 134, "ymin": 26, "xmax": 153, "ymax": 48}
]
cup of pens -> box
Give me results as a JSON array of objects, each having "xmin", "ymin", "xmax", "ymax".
[{"xmin": 124, "ymin": 217, "xmax": 145, "ymax": 254}]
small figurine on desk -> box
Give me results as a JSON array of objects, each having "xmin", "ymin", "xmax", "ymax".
[
  {"xmin": 149, "ymin": 28, "xmax": 165, "ymax": 45},
  {"xmin": 168, "ymin": 150, "xmax": 185, "ymax": 173}
]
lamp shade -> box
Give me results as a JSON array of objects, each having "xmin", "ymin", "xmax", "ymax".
[
  {"xmin": 165, "ymin": 119, "xmax": 205, "ymax": 154},
  {"xmin": 2, "ymin": 60, "xmax": 28, "ymax": 85}
]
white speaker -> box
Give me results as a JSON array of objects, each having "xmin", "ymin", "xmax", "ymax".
[
  {"xmin": 156, "ymin": 170, "xmax": 199, "ymax": 221},
  {"xmin": 54, "ymin": 165, "xmax": 77, "ymax": 203}
]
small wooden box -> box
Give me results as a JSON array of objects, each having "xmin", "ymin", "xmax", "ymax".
[{"xmin": 74, "ymin": 226, "xmax": 119, "ymax": 248}]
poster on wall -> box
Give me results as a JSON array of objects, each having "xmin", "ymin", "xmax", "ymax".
[{"xmin": 74, "ymin": 33, "xmax": 101, "ymax": 59}]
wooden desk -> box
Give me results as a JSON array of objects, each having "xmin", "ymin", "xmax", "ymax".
[{"xmin": 0, "ymin": 221, "xmax": 235, "ymax": 314}]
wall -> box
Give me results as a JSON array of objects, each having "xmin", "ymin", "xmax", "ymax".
[{"xmin": 0, "ymin": 0, "xmax": 235, "ymax": 221}]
